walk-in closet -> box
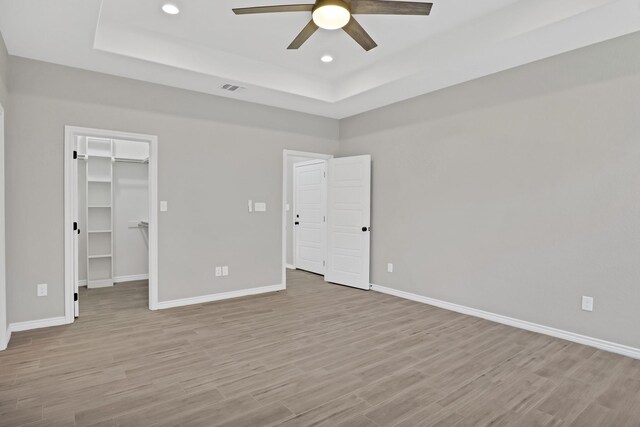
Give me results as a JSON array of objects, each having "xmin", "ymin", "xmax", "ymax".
[{"xmin": 76, "ymin": 137, "xmax": 149, "ymax": 295}]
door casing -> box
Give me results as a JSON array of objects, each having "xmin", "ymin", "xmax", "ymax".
[{"xmin": 64, "ymin": 126, "xmax": 158, "ymax": 323}]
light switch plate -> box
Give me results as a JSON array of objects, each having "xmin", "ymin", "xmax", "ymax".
[
  {"xmin": 582, "ymin": 296, "xmax": 594, "ymax": 312},
  {"xmin": 254, "ymin": 202, "xmax": 267, "ymax": 212},
  {"xmin": 387, "ymin": 263, "xmax": 394, "ymax": 273},
  {"xmin": 160, "ymin": 201, "xmax": 168, "ymax": 212},
  {"xmin": 37, "ymin": 283, "xmax": 47, "ymax": 297},
  {"xmin": 222, "ymin": 266, "xmax": 229, "ymax": 276},
  {"xmin": 215, "ymin": 267, "xmax": 222, "ymax": 277},
  {"xmin": 248, "ymin": 200, "xmax": 253, "ymax": 213}
]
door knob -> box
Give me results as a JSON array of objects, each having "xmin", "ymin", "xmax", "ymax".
[
  {"xmin": 362, "ymin": 226, "xmax": 369, "ymax": 232},
  {"xmin": 295, "ymin": 222, "xmax": 300, "ymax": 225}
]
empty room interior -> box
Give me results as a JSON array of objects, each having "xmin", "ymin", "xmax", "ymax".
[{"xmin": 0, "ymin": 0, "xmax": 640, "ymax": 426}]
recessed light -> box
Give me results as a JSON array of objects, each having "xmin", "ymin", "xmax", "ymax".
[
  {"xmin": 321, "ymin": 55, "xmax": 334, "ymax": 63},
  {"xmin": 162, "ymin": 3, "xmax": 180, "ymax": 15}
]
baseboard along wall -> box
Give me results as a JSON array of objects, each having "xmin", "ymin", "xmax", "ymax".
[
  {"xmin": 78, "ymin": 274, "xmax": 149, "ymax": 287},
  {"xmin": 157, "ymin": 284, "xmax": 285, "ymax": 310},
  {"xmin": 371, "ymin": 283, "xmax": 640, "ymax": 360}
]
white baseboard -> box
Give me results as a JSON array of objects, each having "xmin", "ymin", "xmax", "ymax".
[
  {"xmin": 0, "ymin": 328, "xmax": 9, "ymax": 351},
  {"xmin": 9, "ymin": 316, "xmax": 68, "ymax": 333},
  {"xmin": 114, "ymin": 274, "xmax": 149, "ymax": 283},
  {"xmin": 286, "ymin": 264, "xmax": 295, "ymax": 270},
  {"xmin": 78, "ymin": 274, "xmax": 148, "ymax": 287},
  {"xmin": 371, "ymin": 284, "xmax": 640, "ymax": 360},
  {"xmin": 157, "ymin": 284, "xmax": 285, "ymax": 310}
]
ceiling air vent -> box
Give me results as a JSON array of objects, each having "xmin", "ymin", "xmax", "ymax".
[{"xmin": 220, "ymin": 83, "xmax": 244, "ymax": 93}]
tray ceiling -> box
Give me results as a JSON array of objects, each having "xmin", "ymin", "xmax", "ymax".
[{"xmin": 0, "ymin": 0, "xmax": 638, "ymax": 118}]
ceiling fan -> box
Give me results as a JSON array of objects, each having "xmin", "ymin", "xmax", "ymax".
[{"xmin": 232, "ymin": 0, "xmax": 433, "ymax": 51}]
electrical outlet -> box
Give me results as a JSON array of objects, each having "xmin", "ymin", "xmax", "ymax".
[
  {"xmin": 215, "ymin": 267, "xmax": 222, "ymax": 277},
  {"xmin": 582, "ymin": 296, "xmax": 594, "ymax": 312},
  {"xmin": 37, "ymin": 283, "xmax": 47, "ymax": 297},
  {"xmin": 160, "ymin": 201, "xmax": 168, "ymax": 212},
  {"xmin": 222, "ymin": 266, "xmax": 229, "ymax": 276},
  {"xmin": 387, "ymin": 263, "xmax": 394, "ymax": 273}
]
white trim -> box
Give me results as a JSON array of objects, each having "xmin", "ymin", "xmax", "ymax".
[
  {"xmin": 286, "ymin": 264, "xmax": 295, "ymax": 270},
  {"xmin": 371, "ymin": 284, "xmax": 640, "ymax": 360},
  {"xmin": 0, "ymin": 104, "xmax": 6, "ymax": 351},
  {"xmin": 0, "ymin": 328, "xmax": 10, "ymax": 351},
  {"xmin": 64, "ymin": 128, "xmax": 75, "ymax": 323},
  {"xmin": 282, "ymin": 150, "xmax": 333, "ymax": 289},
  {"xmin": 148, "ymin": 137, "xmax": 159, "ymax": 310},
  {"xmin": 114, "ymin": 274, "xmax": 149, "ymax": 283},
  {"xmin": 65, "ymin": 126, "xmax": 159, "ymax": 319},
  {"xmin": 157, "ymin": 284, "xmax": 285, "ymax": 310},
  {"xmin": 9, "ymin": 317, "xmax": 67, "ymax": 333},
  {"xmin": 78, "ymin": 274, "xmax": 148, "ymax": 287}
]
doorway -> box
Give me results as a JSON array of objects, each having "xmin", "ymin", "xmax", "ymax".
[
  {"xmin": 282, "ymin": 150, "xmax": 372, "ymax": 291},
  {"xmin": 64, "ymin": 127, "xmax": 158, "ymax": 323}
]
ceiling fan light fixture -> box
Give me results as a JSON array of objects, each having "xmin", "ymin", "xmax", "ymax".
[
  {"xmin": 312, "ymin": 0, "xmax": 350, "ymax": 30},
  {"xmin": 321, "ymin": 54, "xmax": 334, "ymax": 62}
]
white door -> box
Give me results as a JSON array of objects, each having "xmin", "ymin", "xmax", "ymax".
[
  {"xmin": 294, "ymin": 160, "xmax": 327, "ymax": 275},
  {"xmin": 325, "ymin": 155, "xmax": 371, "ymax": 290},
  {"xmin": 73, "ymin": 137, "xmax": 80, "ymax": 317}
]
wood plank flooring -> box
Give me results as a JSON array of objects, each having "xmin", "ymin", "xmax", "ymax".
[{"xmin": 1, "ymin": 270, "xmax": 640, "ymax": 426}]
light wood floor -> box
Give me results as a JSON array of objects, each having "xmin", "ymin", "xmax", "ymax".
[{"xmin": 2, "ymin": 270, "xmax": 640, "ymax": 427}]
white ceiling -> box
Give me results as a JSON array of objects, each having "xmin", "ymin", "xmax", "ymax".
[{"xmin": 0, "ymin": 0, "xmax": 639, "ymax": 118}]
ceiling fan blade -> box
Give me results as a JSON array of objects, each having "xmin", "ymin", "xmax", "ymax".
[
  {"xmin": 287, "ymin": 20, "xmax": 319, "ymax": 49},
  {"xmin": 350, "ymin": 0, "xmax": 432, "ymax": 15},
  {"xmin": 343, "ymin": 17, "xmax": 377, "ymax": 51},
  {"xmin": 233, "ymin": 4, "xmax": 314, "ymax": 14}
]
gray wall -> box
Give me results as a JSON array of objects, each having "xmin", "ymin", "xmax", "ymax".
[
  {"xmin": 113, "ymin": 162, "xmax": 149, "ymax": 279},
  {"xmin": 6, "ymin": 57, "xmax": 338, "ymax": 322},
  {"xmin": 0, "ymin": 31, "xmax": 7, "ymax": 106},
  {"xmin": 4, "ymin": 30, "xmax": 640, "ymax": 351},
  {"xmin": 339, "ymin": 32, "xmax": 640, "ymax": 349}
]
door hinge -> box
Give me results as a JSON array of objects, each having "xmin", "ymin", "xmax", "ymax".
[
  {"xmin": 323, "ymin": 216, "xmax": 326, "ymax": 222},
  {"xmin": 73, "ymin": 150, "xmax": 78, "ymax": 160},
  {"xmin": 323, "ymin": 260, "xmax": 325, "ymax": 267},
  {"xmin": 74, "ymin": 292, "xmax": 78, "ymax": 302}
]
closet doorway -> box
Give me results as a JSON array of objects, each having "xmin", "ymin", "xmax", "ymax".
[{"xmin": 64, "ymin": 127, "xmax": 158, "ymax": 322}]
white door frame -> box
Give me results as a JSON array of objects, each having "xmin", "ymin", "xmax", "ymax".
[
  {"xmin": 292, "ymin": 159, "xmax": 327, "ymax": 273},
  {"xmin": 64, "ymin": 126, "xmax": 159, "ymax": 323},
  {"xmin": 282, "ymin": 150, "xmax": 333, "ymax": 288},
  {"xmin": 0, "ymin": 104, "xmax": 6, "ymax": 351}
]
